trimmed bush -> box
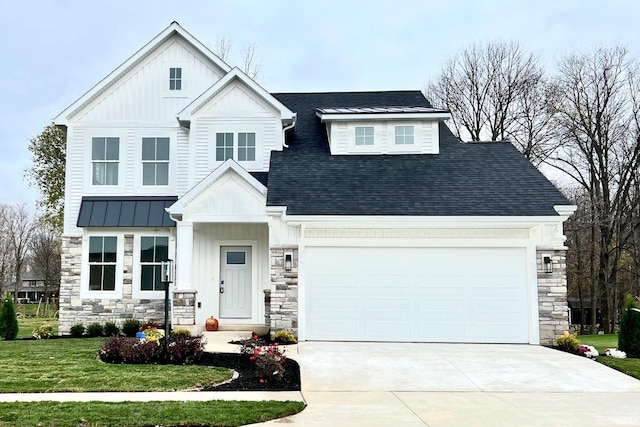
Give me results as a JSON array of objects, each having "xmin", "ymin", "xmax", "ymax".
[
  {"xmin": 104, "ymin": 321, "xmax": 120, "ymax": 337},
  {"xmin": 122, "ymin": 319, "xmax": 141, "ymax": 337},
  {"xmin": 70, "ymin": 323, "xmax": 85, "ymax": 337},
  {"xmin": 171, "ymin": 328, "xmax": 192, "ymax": 338},
  {"xmin": 98, "ymin": 336, "xmax": 205, "ymax": 365},
  {"xmin": 86, "ymin": 322, "xmax": 104, "ymax": 337},
  {"xmin": 0, "ymin": 292, "xmax": 19, "ymax": 340},
  {"xmin": 556, "ymin": 331, "xmax": 580, "ymax": 352},
  {"xmin": 619, "ymin": 295, "xmax": 640, "ymax": 357}
]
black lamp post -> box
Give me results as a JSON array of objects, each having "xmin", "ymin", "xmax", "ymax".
[{"xmin": 160, "ymin": 259, "xmax": 174, "ymax": 358}]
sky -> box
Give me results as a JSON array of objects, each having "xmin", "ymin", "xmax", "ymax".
[{"xmin": 2, "ymin": 0, "xmax": 640, "ymax": 210}]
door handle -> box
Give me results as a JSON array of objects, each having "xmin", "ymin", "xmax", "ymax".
[{"xmin": 220, "ymin": 280, "xmax": 224, "ymax": 293}]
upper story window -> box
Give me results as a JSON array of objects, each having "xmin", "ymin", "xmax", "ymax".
[
  {"xmin": 140, "ymin": 236, "xmax": 169, "ymax": 291},
  {"xmin": 395, "ymin": 126, "xmax": 414, "ymax": 145},
  {"xmin": 169, "ymin": 67, "xmax": 182, "ymax": 90},
  {"xmin": 355, "ymin": 126, "xmax": 374, "ymax": 146},
  {"xmin": 142, "ymin": 137, "xmax": 169, "ymax": 186},
  {"xmin": 91, "ymin": 137, "xmax": 119, "ymax": 185},
  {"xmin": 88, "ymin": 236, "xmax": 117, "ymax": 291},
  {"xmin": 216, "ymin": 132, "xmax": 256, "ymax": 162},
  {"xmin": 238, "ymin": 132, "xmax": 256, "ymax": 161}
]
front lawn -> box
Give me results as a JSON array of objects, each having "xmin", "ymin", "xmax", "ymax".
[
  {"xmin": 0, "ymin": 401, "xmax": 305, "ymax": 427},
  {"xmin": 577, "ymin": 334, "xmax": 640, "ymax": 381},
  {"xmin": 16, "ymin": 317, "xmax": 58, "ymax": 339},
  {"xmin": 0, "ymin": 338, "xmax": 231, "ymax": 392}
]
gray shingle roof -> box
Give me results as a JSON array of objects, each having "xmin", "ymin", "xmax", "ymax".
[
  {"xmin": 268, "ymin": 91, "xmax": 571, "ymax": 216},
  {"xmin": 77, "ymin": 196, "xmax": 177, "ymax": 227}
]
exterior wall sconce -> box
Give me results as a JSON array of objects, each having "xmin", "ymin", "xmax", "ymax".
[
  {"xmin": 543, "ymin": 256, "xmax": 553, "ymax": 274},
  {"xmin": 161, "ymin": 259, "xmax": 174, "ymax": 283},
  {"xmin": 284, "ymin": 253, "xmax": 292, "ymax": 271}
]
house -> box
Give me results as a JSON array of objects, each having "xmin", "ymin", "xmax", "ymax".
[
  {"xmin": 54, "ymin": 22, "xmax": 575, "ymax": 344},
  {"xmin": 8, "ymin": 270, "xmax": 49, "ymax": 304}
]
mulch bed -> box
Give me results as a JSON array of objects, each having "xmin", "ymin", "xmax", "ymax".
[{"xmin": 198, "ymin": 352, "xmax": 301, "ymax": 391}]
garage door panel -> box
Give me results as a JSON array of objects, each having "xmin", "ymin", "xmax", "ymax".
[{"xmin": 305, "ymin": 247, "xmax": 530, "ymax": 343}]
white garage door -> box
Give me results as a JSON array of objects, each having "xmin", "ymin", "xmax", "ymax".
[{"xmin": 304, "ymin": 247, "xmax": 530, "ymax": 343}]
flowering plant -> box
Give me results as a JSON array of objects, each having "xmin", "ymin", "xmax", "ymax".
[
  {"xmin": 578, "ymin": 344, "xmax": 599, "ymax": 359},
  {"xmin": 604, "ymin": 348, "xmax": 627, "ymax": 359},
  {"xmin": 240, "ymin": 334, "xmax": 287, "ymax": 383}
]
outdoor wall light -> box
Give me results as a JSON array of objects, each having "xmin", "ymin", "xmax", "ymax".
[
  {"xmin": 161, "ymin": 259, "xmax": 174, "ymax": 284},
  {"xmin": 543, "ymin": 256, "xmax": 553, "ymax": 274},
  {"xmin": 285, "ymin": 254, "xmax": 292, "ymax": 271}
]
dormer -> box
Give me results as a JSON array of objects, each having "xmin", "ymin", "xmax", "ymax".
[{"xmin": 316, "ymin": 106, "xmax": 450, "ymax": 155}]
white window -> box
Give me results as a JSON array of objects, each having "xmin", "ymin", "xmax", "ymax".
[
  {"xmin": 395, "ymin": 126, "xmax": 414, "ymax": 145},
  {"xmin": 216, "ymin": 133, "xmax": 234, "ymax": 161},
  {"xmin": 88, "ymin": 236, "xmax": 117, "ymax": 291},
  {"xmin": 216, "ymin": 132, "xmax": 257, "ymax": 162},
  {"xmin": 169, "ymin": 67, "xmax": 182, "ymax": 90},
  {"xmin": 140, "ymin": 236, "xmax": 169, "ymax": 291},
  {"xmin": 238, "ymin": 132, "xmax": 256, "ymax": 161},
  {"xmin": 355, "ymin": 126, "xmax": 374, "ymax": 145},
  {"xmin": 91, "ymin": 137, "xmax": 119, "ymax": 185},
  {"xmin": 142, "ymin": 137, "xmax": 169, "ymax": 186}
]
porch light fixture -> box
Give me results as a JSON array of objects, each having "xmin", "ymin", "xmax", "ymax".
[
  {"xmin": 161, "ymin": 259, "xmax": 174, "ymax": 283},
  {"xmin": 284, "ymin": 254, "xmax": 292, "ymax": 271},
  {"xmin": 543, "ymin": 256, "xmax": 553, "ymax": 274}
]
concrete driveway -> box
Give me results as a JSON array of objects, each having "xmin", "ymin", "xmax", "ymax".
[{"xmin": 259, "ymin": 342, "xmax": 640, "ymax": 426}]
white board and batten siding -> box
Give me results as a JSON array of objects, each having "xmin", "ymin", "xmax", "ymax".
[
  {"xmin": 299, "ymin": 226, "xmax": 536, "ymax": 344},
  {"xmin": 327, "ymin": 120, "xmax": 440, "ymax": 155},
  {"xmin": 191, "ymin": 223, "xmax": 269, "ymax": 325},
  {"xmin": 191, "ymin": 80, "xmax": 283, "ymax": 185}
]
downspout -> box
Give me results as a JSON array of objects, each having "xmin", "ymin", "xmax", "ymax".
[{"xmin": 282, "ymin": 113, "xmax": 297, "ymax": 148}]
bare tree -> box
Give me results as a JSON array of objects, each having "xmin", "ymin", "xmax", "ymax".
[
  {"xmin": 28, "ymin": 227, "xmax": 61, "ymax": 304},
  {"xmin": 213, "ymin": 38, "xmax": 262, "ymax": 79},
  {"xmin": 0, "ymin": 204, "xmax": 36, "ymax": 301},
  {"xmin": 550, "ymin": 46, "xmax": 640, "ymax": 333},
  {"xmin": 426, "ymin": 41, "xmax": 553, "ymax": 165},
  {"xmin": 0, "ymin": 206, "xmax": 15, "ymax": 295}
]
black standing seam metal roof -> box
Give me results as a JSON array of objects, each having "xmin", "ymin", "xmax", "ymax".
[
  {"xmin": 77, "ymin": 196, "xmax": 178, "ymax": 227},
  {"xmin": 267, "ymin": 91, "xmax": 571, "ymax": 216}
]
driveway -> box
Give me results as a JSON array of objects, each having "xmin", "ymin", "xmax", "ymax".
[{"xmin": 259, "ymin": 342, "xmax": 640, "ymax": 426}]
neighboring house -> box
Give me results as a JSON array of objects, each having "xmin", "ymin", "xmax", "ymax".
[
  {"xmin": 55, "ymin": 22, "xmax": 575, "ymax": 345},
  {"xmin": 9, "ymin": 271, "xmax": 48, "ymax": 303}
]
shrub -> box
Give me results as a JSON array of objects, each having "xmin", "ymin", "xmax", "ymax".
[
  {"xmin": 103, "ymin": 321, "xmax": 120, "ymax": 337},
  {"xmin": 171, "ymin": 328, "xmax": 192, "ymax": 338},
  {"xmin": 86, "ymin": 322, "xmax": 104, "ymax": 337},
  {"xmin": 144, "ymin": 328, "xmax": 164, "ymax": 345},
  {"xmin": 272, "ymin": 329, "xmax": 297, "ymax": 344},
  {"xmin": 239, "ymin": 334, "xmax": 268, "ymax": 355},
  {"xmin": 98, "ymin": 335, "xmax": 205, "ymax": 365},
  {"xmin": 32, "ymin": 323, "xmax": 53, "ymax": 339},
  {"xmin": 0, "ymin": 292, "xmax": 19, "ymax": 340},
  {"xmin": 140, "ymin": 321, "xmax": 160, "ymax": 332},
  {"xmin": 253, "ymin": 343, "xmax": 287, "ymax": 383},
  {"xmin": 555, "ymin": 331, "xmax": 580, "ymax": 352},
  {"xmin": 99, "ymin": 337, "xmax": 162, "ymax": 364},
  {"xmin": 122, "ymin": 319, "xmax": 141, "ymax": 337},
  {"xmin": 166, "ymin": 336, "xmax": 205, "ymax": 364},
  {"xmin": 619, "ymin": 295, "xmax": 640, "ymax": 357},
  {"xmin": 70, "ymin": 323, "xmax": 85, "ymax": 337}
]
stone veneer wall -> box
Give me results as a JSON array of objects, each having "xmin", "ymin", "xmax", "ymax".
[
  {"xmin": 58, "ymin": 234, "xmax": 167, "ymax": 334},
  {"xmin": 267, "ymin": 246, "xmax": 298, "ymax": 337},
  {"xmin": 537, "ymin": 249, "xmax": 570, "ymax": 345},
  {"xmin": 172, "ymin": 290, "xmax": 196, "ymax": 326}
]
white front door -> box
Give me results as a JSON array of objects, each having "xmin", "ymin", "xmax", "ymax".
[{"xmin": 219, "ymin": 246, "xmax": 252, "ymax": 318}]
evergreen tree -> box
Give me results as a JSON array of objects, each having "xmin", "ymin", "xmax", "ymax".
[
  {"xmin": 619, "ymin": 295, "xmax": 640, "ymax": 357},
  {"xmin": 0, "ymin": 291, "xmax": 19, "ymax": 340}
]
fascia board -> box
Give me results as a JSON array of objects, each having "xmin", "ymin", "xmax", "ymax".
[
  {"xmin": 54, "ymin": 22, "xmax": 230, "ymax": 125},
  {"xmin": 317, "ymin": 112, "xmax": 452, "ymax": 122},
  {"xmin": 281, "ymin": 215, "xmax": 567, "ymax": 228}
]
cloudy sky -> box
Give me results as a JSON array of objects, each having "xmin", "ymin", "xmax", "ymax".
[{"xmin": 2, "ymin": 0, "xmax": 640, "ymax": 209}]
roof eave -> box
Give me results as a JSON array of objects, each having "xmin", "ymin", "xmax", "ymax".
[{"xmin": 317, "ymin": 112, "xmax": 452, "ymax": 122}]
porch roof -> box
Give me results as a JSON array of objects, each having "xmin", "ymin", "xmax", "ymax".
[{"xmin": 77, "ymin": 196, "xmax": 178, "ymax": 227}]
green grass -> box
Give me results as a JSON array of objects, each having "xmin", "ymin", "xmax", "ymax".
[
  {"xmin": 577, "ymin": 333, "xmax": 618, "ymax": 353},
  {"xmin": 0, "ymin": 400, "xmax": 305, "ymax": 427},
  {"xmin": 0, "ymin": 338, "xmax": 232, "ymax": 392},
  {"xmin": 14, "ymin": 303, "xmax": 58, "ymax": 318},
  {"xmin": 16, "ymin": 317, "xmax": 58, "ymax": 339},
  {"xmin": 577, "ymin": 333, "xmax": 640, "ymax": 381}
]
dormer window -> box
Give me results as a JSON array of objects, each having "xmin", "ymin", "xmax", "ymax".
[
  {"xmin": 395, "ymin": 126, "xmax": 414, "ymax": 145},
  {"xmin": 169, "ymin": 68, "xmax": 182, "ymax": 90},
  {"xmin": 355, "ymin": 126, "xmax": 374, "ymax": 146}
]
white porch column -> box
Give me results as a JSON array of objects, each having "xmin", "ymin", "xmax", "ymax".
[{"xmin": 176, "ymin": 221, "xmax": 193, "ymax": 290}]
